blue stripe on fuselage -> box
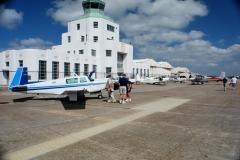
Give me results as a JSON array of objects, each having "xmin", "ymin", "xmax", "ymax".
[{"xmin": 27, "ymin": 82, "xmax": 105, "ymax": 91}]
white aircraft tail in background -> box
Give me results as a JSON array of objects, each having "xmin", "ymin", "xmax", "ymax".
[{"xmin": 8, "ymin": 67, "xmax": 108, "ymax": 101}]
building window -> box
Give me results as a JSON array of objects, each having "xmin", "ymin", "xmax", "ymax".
[
  {"xmin": 39, "ymin": 60, "xmax": 47, "ymax": 80},
  {"xmin": 79, "ymin": 50, "xmax": 84, "ymax": 54},
  {"xmin": 93, "ymin": 36, "xmax": 98, "ymax": 42},
  {"xmin": 136, "ymin": 68, "xmax": 139, "ymax": 74},
  {"xmin": 106, "ymin": 50, "xmax": 112, "ymax": 57},
  {"xmin": 81, "ymin": 36, "xmax": 84, "ymax": 42},
  {"xmin": 19, "ymin": 60, "xmax": 23, "ymax": 67},
  {"xmin": 133, "ymin": 68, "xmax": 135, "ymax": 76},
  {"xmin": 93, "ymin": 65, "xmax": 97, "ymax": 78},
  {"xmin": 107, "ymin": 24, "xmax": 115, "ymax": 32},
  {"xmin": 84, "ymin": 64, "xmax": 89, "ymax": 76},
  {"xmin": 68, "ymin": 36, "xmax": 71, "ymax": 43},
  {"xmin": 93, "ymin": 22, "xmax": 98, "ymax": 28},
  {"xmin": 147, "ymin": 69, "xmax": 149, "ymax": 77},
  {"xmin": 64, "ymin": 62, "xmax": 70, "ymax": 77},
  {"xmin": 6, "ymin": 62, "xmax": 9, "ymax": 67},
  {"xmin": 52, "ymin": 61, "xmax": 59, "ymax": 80},
  {"xmin": 106, "ymin": 67, "xmax": 112, "ymax": 74},
  {"xmin": 93, "ymin": 65, "xmax": 97, "ymax": 72},
  {"xmin": 91, "ymin": 49, "xmax": 96, "ymax": 56},
  {"xmin": 67, "ymin": 51, "xmax": 70, "ymax": 54},
  {"xmin": 140, "ymin": 69, "xmax": 143, "ymax": 77},
  {"xmin": 74, "ymin": 63, "xmax": 80, "ymax": 76},
  {"xmin": 77, "ymin": 23, "xmax": 80, "ymax": 30}
]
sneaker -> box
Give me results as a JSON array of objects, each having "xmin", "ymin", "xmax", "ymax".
[
  {"xmin": 122, "ymin": 101, "xmax": 126, "ymax": 104},
  {"xmin": 129, "ymin": 98, "xmax": 132, "ymax": 102},
  {"xmin": 119, "ymin": 100, "xmax": 122, "ymax": 104}
]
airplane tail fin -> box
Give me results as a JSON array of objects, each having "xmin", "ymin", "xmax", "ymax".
[
  {"xmin": 88, "ymin": 71, "xmax": 95, "ymax": 81},
  {"xmin": 8, "ymin": 67, "xmax": 28, "ymax": 91}
]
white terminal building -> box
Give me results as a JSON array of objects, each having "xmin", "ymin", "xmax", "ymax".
[
  {"xmin": 133, "ymin": 59, "xmax": 174, "ymax": 78},
  {"xmin": 0, "ymin": 0, "xmax": 133, "ymax": 85}
]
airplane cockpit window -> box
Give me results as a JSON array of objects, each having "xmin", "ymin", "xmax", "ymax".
[
  {"xmin": 66, "ymin": 78, "xmax": 79, "ymax": 84},
  {"xmin": 80, "ymin": 77, "xmax": 88, "ymax": 83}
]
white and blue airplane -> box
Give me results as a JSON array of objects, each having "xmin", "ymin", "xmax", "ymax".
[{"xmin": 8, "ymin": 67, "xmax": 108, "ymax": 101}]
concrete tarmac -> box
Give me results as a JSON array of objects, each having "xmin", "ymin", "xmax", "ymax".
[{"xmin": 0, "ymin": 82, "xmax": 239, "ymax": 160}]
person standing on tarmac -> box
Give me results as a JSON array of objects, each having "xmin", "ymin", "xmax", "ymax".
[
  {"xmin": 126, "ymin": 78, "xmax": 133, "ymax": 102},
  {"xmin": 106, "ymin": 75, "xmax": 116, "ymax": 103},
  {"xmin": 223, "ymin": 77, "xmax": 228, "ymax": 92},
  {"xmin": 119, "ymin": 74, "xmax": 128, "ymax": 104}
]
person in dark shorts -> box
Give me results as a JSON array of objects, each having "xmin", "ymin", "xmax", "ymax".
[
  {"xmin": 223, "ymin": 77, "xmax": 228, "ymax": 92},
  {"xmin": 118, "ymin": 74, "xmax": 128, "ymax": 104}
]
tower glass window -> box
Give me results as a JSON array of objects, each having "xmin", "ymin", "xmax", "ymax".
[
  {"xmin": 93, "ymin": 22, "xmax": 98, "ymax": 28},
  {"xmin": 82, "ymin": 0, "xmax": 105, "ymax": 12},
  {"xmin": 64, "ymin": 62, "xmax": 70, "ymax": 77},
  {"xmin": 52, "ymin": 61, "xmax": 59, "ymax": 79},
  {"xmin": 6, "ymin": 62, "xmax": 9, "ymax": 67},
  {"xmin": 39, "ymin": 60, "xmax": 47, "ymax": 80}
]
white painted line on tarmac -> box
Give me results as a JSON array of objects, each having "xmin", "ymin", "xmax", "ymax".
[{"xmin": 4, "ymin": 98, "xmax": 190, "ymax": 160}]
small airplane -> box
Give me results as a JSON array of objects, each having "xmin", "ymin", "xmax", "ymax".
[
  {"xmin": 8, "ymin": 67, "xmax": 108, "ymax": 101},
  {"xmin": 207, "ymin": 72, "xmax": 225, "ymax": 82},
  {"xmin": 141, "ymin": 76, "xmax": 169, "ymax": 85}
]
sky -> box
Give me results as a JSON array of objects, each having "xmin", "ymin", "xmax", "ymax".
[{"xmin": 0, "ymin": 0, "xmax": 240, "ymax": 75}]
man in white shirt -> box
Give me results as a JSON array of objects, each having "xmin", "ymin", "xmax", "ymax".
[{"xmin": 231, "ymin": 76, "xmax": 238, "ymax": 89}]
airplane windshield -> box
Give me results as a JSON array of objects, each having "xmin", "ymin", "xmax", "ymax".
[
  {"xmin": 66, "ymin": 78, "xmax": 79, "ymax": 84},
  {"xmin": 80, "ymin": 77, "xmax": 88, "ymax": 83}
]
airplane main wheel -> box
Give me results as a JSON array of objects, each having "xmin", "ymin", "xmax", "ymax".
[{"xmin": 98, "ymin": 95, "xmax": 103, "ymax": 99}]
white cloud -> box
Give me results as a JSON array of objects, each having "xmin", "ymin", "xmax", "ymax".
[
  {"xmin": 9, "ymin": 38, "xmax": 54, "ymax": 49},
  {"xmin": 0, "ymin": 5, "xmax": 23, "ymax": 29},
  {"xmin": 47, "ymin": 0, "xmax": 240, "ymax": 74},
  {"xmin": 47, "ymin": 0, "xmax": 84, "ymax": 26}
]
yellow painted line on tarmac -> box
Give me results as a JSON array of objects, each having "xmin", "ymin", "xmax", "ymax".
[{"xmin": 4, "ymin": 98, "xmax": 190, "ymax": 160}]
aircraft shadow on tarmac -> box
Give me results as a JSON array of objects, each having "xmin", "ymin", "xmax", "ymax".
[{"xmin": 12, "ymin": 96, "xmax": 100, "ymax": 110}]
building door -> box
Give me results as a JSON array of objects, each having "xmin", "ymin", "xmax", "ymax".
[{"xmin": 3, "ymin": 70, "xmax": 9, "ymax": 85}]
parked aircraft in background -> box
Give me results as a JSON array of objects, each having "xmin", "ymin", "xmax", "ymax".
[
  {"xmin": 141, "ymin": 76, "xmax": 169, "ymax": 85},
  {"xmin": 207, "ymin": 76, "xmax": 223, "ymax": 82},
  {"xmin": 8, "ymin": 67, "xmax": 107, "ymax": 101}
]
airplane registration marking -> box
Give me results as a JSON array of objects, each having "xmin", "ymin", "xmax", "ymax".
[{"xmin": 4, "ymin": 98, "xmax": 190, "ymax": 160}]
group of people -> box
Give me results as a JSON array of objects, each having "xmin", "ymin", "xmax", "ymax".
[
  {"xmin": 106, "ymin": 74, "xmax": 132, "ymax": 104},
  {"xmin": 223, "ymin": 76, "xmax": 238, "ymax": 92}
]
